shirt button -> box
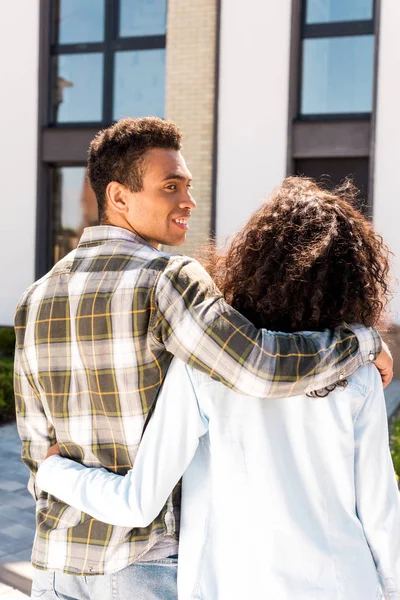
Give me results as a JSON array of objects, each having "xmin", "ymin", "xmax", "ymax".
[
  {"xmin": 368, "ymin": 352, "xmax": 375, "ymax": 361},
  {"xmin": 339, "ymin": 372, "xmax": 345, "ymax": 380}
]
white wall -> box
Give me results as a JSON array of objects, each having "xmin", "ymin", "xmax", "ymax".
[
  {"xmin": 0, "ymin": 1, "xmax": 39, "ymax": 325},
  {"xmin": 373, "ymin": 0, "xmax": 400, "ymax": 321},
  {"xmin": 216, "ymin": 0, "xmax": 292, "ymax": 238}
]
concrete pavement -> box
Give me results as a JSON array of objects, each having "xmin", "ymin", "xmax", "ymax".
[
  {"xmin": 0, "ymin": 582, "xmax": 28, "ymax": 599},
  {"xmin": 385, "ymin": 378, "xmax": 400, "ymax": 419},
  {"xmin": 0, "ymin": 423, "xmax": 34, "ymax": 596}
]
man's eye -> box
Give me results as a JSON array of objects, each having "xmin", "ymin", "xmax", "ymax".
[
  {"xmin": 165, "ymin": 184, "xmax": 176, "ymax": 190},
  {"xmin": 187, "ymin": 183, "xmax": 193, "ymax": 190}
]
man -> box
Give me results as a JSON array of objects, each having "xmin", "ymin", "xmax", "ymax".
[{"xmin": 14, "ymin": 117, "xmax": 391, "ymax": 600}]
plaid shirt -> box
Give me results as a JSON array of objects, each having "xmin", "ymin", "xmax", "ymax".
[{"xmin": 14, "ymin": 226, "xmax": 381, "ymax": 575}]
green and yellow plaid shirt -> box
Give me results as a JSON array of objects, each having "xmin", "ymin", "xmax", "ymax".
[{"xmin": 14, "ymin": 226, "xmax": 381, "ymax": 575}]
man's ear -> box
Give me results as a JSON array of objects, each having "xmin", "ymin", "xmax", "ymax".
[{"xmin": 106, "ymin": 181, "xmax": 130, "ymax": 214}]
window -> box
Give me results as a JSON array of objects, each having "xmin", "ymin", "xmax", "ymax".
[
  {"xmin": 299, "ymin": 0, "xmax": 375, "ymax": 118},
  {"xmin": 294, "ymin": 157, "xmax": 370, "ymax": 212},
  {"xmin": 37, "ymin": 1, "xmax": 169, "ymax": 276},
  {"xmin": 114, "ymin": 48, "xmax": 166, "ymax": 121},
  {"xmin": 50, "ymin": 0, "xmax": 167, "ymax": 125},
  {"xmin": 305, "ymin": 0, "xmax": 373, "ymax": 24},
  {"xmin": 51, "ymin": 167, "xmax": 98, "ymax": 263}
]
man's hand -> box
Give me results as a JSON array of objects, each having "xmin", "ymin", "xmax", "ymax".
[
  {"xmin": 45, "ymin": 442, "xmax": 61, "ymax": 460},
  {"xmin": 374, "ymin": 340, "xmax": 393, "ymax": 388}
]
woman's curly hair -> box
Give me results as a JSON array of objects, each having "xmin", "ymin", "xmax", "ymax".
[{"xmin": 205, "ymin": 177, "xmax": 391, "ymax": 334}]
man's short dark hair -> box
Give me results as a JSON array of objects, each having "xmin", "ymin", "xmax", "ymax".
[{"xmin": 87, "ymin": 117, "xmax": 183, "ymax": 223}]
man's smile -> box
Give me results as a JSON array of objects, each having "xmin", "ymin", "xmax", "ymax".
[{"xmin": 172, "ymin": 217, "xmax": 190, "ymax": 230}]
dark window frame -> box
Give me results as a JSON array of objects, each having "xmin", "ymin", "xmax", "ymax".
[
  {"xmin": 36, "ymin": 0, "xmax": 168, "ymax": 278},
  {"xmin": 49, "ymin": 163, "xmax": 96, "ymax": 265},
  {"xmin": 49, "ymin": 0, "xmax": 167, "ymax": 127},
  {"xmin": 296, "ymin": 0, "xmax": 376, "ymax": 121},
  {"xmin": 294, "ymin": 156, "xmax": 371, "ymax": 214}
]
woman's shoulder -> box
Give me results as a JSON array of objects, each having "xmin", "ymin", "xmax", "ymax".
[{"xmin": 166, "ymin": 358, "xmax": 217, "ymax": 396}]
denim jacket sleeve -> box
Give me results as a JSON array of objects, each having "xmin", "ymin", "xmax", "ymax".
[
  {"xmin": 354, "ymin": 364, "xmax": 400, "ymax": 599},
  {"xmin": 36, "ymin": 358, "xmax": 207, "ymax": 527}
]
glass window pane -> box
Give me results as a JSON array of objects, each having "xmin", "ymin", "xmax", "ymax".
[
  {"xmin": 52, "ymin": 167, "xmax": 98, "ymax": 263},
  {"xmin": 301, "ymin": 36, "xmax": 374, "ymax": 115},
  {"xmin": 119, "ymin": 0, "xmax": 167, "ymax": 37},
  {"xmin": 113, "ymin": 50, "xmax": 165, "ymax": 120},
  {"xmin": 51, "ymin": 53, "xmax": 103, "ymax": 123},
  {"xmin": 306, "ymin": 0, "xmax": 373, "ymax": 24},
  {"xmin": 55, "ymin": 0, "xmax": 105, "ymax": 44}
]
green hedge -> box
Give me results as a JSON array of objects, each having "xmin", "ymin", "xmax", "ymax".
[
  {"xmin": 390, "ymin": 416, "xmax": 400, "ymax": 481},
  {"xmin": 0, "ymin": 356, "xmax": 15, "ymax": 424},
  {"xmin": 0, "ymin": 327, "xmax": 15, "ymax": 423},
  {"xmin": 0, "ymin": 326, "xmax": 15, "ymax": 357}
]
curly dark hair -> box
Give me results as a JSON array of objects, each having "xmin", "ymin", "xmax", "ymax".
[
  {"xmin": 205, "ymin": 177, "xmax": 391, "ymax": 334},
  {"xmin": 87, "ymin": 117, "xmax": 183, "ymax": 223}
]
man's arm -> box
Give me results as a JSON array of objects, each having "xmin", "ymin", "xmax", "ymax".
[
  {"xmin": 151, "ymin": 257, "xmax": 387, "ymax": 398},
  {"xmin": 354, "ymin": 365, "xmax": 400, "ymax": 598},
  {"xmin": 374, "ymin": 340, "xmax": 393, "ymax": 388},
  {"xmin": 14, "ymin": 334, "xmax": 55, "ymax": 500}
]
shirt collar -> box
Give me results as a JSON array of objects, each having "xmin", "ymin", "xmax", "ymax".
[{"xmin": 78, "ymin": 225, "xmax": 156, "ymax": 250}]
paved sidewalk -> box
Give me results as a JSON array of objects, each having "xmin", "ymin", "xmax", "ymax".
[
  {"xmin": 0, "ymin": 582, "xmax": 28, "ymax": 599},
  {"xmin": 385, "ymin": 378, "xmax": 400, "ymax": 419},
  {"xmin": 0, "ymin": 423, "xmax": 34, "ymax": 596}
]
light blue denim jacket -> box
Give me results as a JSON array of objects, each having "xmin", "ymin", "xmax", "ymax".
[{"xmin": 38, "ymin": 360, "xmax": 400, "ymax": 599}]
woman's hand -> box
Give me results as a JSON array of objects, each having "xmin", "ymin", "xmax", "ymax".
[{"xmin": 45, "ymin": 442, "xmax": 61, "ymax": 460}]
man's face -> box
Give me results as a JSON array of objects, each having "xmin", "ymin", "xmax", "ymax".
[{"xmin": 125, "ymin": 148, "xmax": 195, "ymax": 248}]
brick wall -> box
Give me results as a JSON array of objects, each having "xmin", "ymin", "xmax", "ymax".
[{"xmin": 163, "ymin": 0, "xmax": 218, "ymax": 257}]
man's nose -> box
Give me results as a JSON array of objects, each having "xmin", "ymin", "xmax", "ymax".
[{"xmin": 179, "ymin": 190, "xmax": 196, "ymax": 210}]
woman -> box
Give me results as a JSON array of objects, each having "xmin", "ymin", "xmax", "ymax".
[{"xmin": 37, "ymin": 177, "xmax": 400, "ymax": 599}]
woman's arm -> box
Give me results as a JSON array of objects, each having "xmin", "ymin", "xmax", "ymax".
[
  {"xmin": 36, "ymin": 359, "xmax": 208, "ymax": 527},
  {"xmin": 354, "ymin": 365, "xmax": 400, "ymax": 598}
]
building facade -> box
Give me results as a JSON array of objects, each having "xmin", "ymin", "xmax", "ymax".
[{"xmin": 1, "ymin": 0, "xmax": 399, "ymax": 340}]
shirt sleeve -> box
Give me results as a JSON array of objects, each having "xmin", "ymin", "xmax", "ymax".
[
  {"xmin": 354, "ymin": 364, "xmax": 400, "ymax": 599},
  {"xmin": 36, "ymin": 359, "xmax": 207, "ymax": 527},
  {"xmin": 151, "ymin": 256, "xmax": 382, "ymax": 398},
  {"xmin": 14, "ymin": 342, "xmax": 55, "ymax": 501}
]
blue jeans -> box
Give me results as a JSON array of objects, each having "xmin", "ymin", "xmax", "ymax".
[{"xmin": 30, "ymin": 558, "xmax": 178, "ymax": 600}]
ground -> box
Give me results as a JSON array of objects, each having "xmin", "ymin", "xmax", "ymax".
[
  {"xmin": 0, "ymin": 581, "xmax": 28, "ymax": 599},
  {"xmin": 0, "ymin": 423, "xmax": 34, "ymax": 597}
]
